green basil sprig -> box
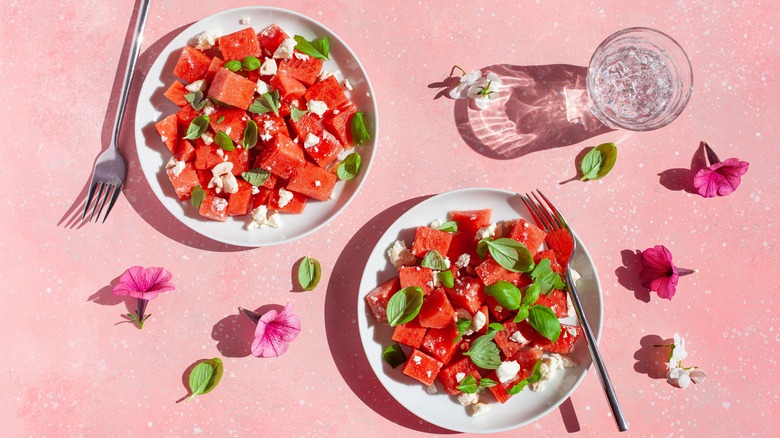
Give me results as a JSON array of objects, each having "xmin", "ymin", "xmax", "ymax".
[
  {"xmin": 241, "ymin": 55, "xmax": 261, "ymax": 71},
  {"xmin": 456, "ymin": 374, "xmax": 497, "ymax": 394},
  {"xmin": 453, "ymin": 318, "xmax": 472, "ymax": 344},
  {"xmin": 530, "ymin": 259, "xmax": 566, "ymax": 295},
  {"xmin": 241, "ymin": 168, "xmax": 271, "ymax": 187},
  {"xmin": 184, "ymin": 90, "xmax": 207, "ymax": 110},
  {"xmin": 463, "ymin": 323, "xmax": 504, "ymax": 369},
  {"xmin": 382, "ymin": 343, "xmax": 407, "ymax": 368},
  {"xmin": 184, "ymin": 115, "xmax": 210, "ymax": 140},
  {"xmin": 528, "ymin": 305, "xmax": 561, "ymax": 342},
  {"xmin": 421, "ymin": 250, "xmax": 448, "ymax": 271},
  {"xmin": 507, "ymin": 358, "xmax": 543, "ymax": 394},
  {"xmin": 215, "ymin": 130, "xmax": 234, "ymax": 151},
  {"xmin": 478, "ymin": 237, "xmax": 534, "ymax": 273},
  {"xmin": 290, "ymin": 107, "xmax": 308, "ymax": 122},
  {"xmin": 436, "ymin": 221, "xmax": 458, "ymax": 232},
  {"xmin": 243, "ymin": 120, "xmax": 258, "ymax": 149},
  {"xmin": 386, "ymin": 286, "xmax": 424, "ymax": 327},
  {"xmin": 249, "ymin": 91, "xmax": 280, "ymax": 116},
  {"xmin": 223, "ymin": 60, "xmax": 241, "ymax": 72},
  {"xmin": 186, "ymin": 358, "xmax": 223, "ymax": 401},
  {"xmin": 293, "ymin": 35, "xmax": 330, "ymax": 60},
  {"xmin": 190, "ymin": 185, "xmax": 205, "ymax": 208},
  {"xmin": 512, "ymin": 283, "xmax": 541, "ymax": 322},
  {"xmin": 297, "ymin": 256, "xmax": 322, "ymax": 291},
  {"xmin": 337, "ymin": 152, "xmax": 362, "ymax": 180},
  {"xmin": 437, "ymin": 270, "xmax": 454, "ymax": 288},
  {"xmin": 580, "ymin": 142, "xmax": 617, "ymax": 181},
  {"xmin": 350, "ymin": 111, "xmax": 370, "ymax": 146},
  {"xmin": 484, "ymin": 280, "xmax": 521, "ymax": 310}
]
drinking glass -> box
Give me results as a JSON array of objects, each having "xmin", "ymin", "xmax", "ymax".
[{"xmin": 586, "ymin": 27, "xmax": 693, "ymax": 131}]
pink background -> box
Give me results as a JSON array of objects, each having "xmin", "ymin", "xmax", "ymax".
[{"xmin": 2, "ymin": 0, "xmax": 778, "ymax": 436}]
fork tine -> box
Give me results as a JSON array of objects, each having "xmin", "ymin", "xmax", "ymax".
[
  {"xmin": 82, "ymin": 182, "xmax": 98, "ymax": 220},
  {"xmin": 522, "ymin": 193, "xmax": 552, "ymax": 232},
  {"xmin": 93, "ymin": 183, "xmax": 113, "ymax": 222},
  {"xmin": 88, "ymin": 182, "xmax": 107, "ymax": 222},
  {"xmin": 536, "ymin": 190, "xmax": 568, "ymax": 229},
  {"xmin": 530, "ymin": 191, "xmax": 559, "ymax": 231},
  {"xmin": 520, "ymin": 194, "xmax": 547, "ymax": 231},
  {"xmin": 101, "ymin": 184, "xmax": 122, "ymax": 223}
]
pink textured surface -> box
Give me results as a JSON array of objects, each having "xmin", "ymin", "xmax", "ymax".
[{"xmin": 1, "ymin": 0, "xmax": 778, "ymax": 436}]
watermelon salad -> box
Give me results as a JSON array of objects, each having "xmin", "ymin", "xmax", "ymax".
[
  {"xmin": 365, "ymin": 209, "xmax": 583, "ymax": 417},
  {"xmin": 154, "ymin": 23, "xmax": 370, "ymax": 228}
]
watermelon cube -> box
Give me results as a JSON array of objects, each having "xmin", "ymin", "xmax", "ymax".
[
  {"xmin": 533, "ymin": 324, "xmax": 582, "ymax": 354},
  {"xmin": 279, "ymin": 54, "xmax": 323, "ymax": 87},
  {"xmin": 305, "ymin": 130, "xmax": 344, "ymax": 168},
  {"xmin": 398, "ymin": 266, "xmax": 435, "ymax": 295},
  {"xmin": 475, "ymin": 257, "xmax": 521, "ymax": 286},
  {"xmin": 287, "ymin": 162, "xmax": 337, "ymax": 201},
  {"xmin": 164, "ymin": 80, "xmax": 189, "ymax": 107},
  {"xmin": 417, "ymin": 288, "xmax": 456, "ymax": 329},
  {"xmin": 365, "ymin": 277, "xmax": 401, "ymax": 322},
  {"xmin": 173, "ymin": 46, "xmax": 212, "ymax": 83},
  {"xmin": 208, "ymin": 68, "xmax": 256, "ymax": 110},
  {"xmin": 449, "ymin": 209, "xmax": 492, "ymax": 236},
  {"xmin": 493, "ymin": 320, "xmax": 535, "ymax": 358},
  {"xmin": 487, "ymin": 348, "xmax": 543, "ymax": 403},
  {"xmin": 304, "ymin": 76, "xmax": 348, "ymax": 112},
  {"xmin": 438, "ymin": 357, "xmax": 481, "ymax": 395},
  {"xmin": 411, "ymin": 227, "xmax": 453, "ymax": 258},
  {"xmin": 166, "ymin": 162, "xmax": 200, "ymax": 201},
  {"xmin": 271, "ymin": 72, "xmax": 307, "ymax": 100},
  {"xmin": 175, "ymin": 104, "xmax": 200, "ymax": 131},
  {"xmin": 534, "ymin": 249, "xmax": 564, "ymax": 275},
  {"xmin": 322, "ymin": 105, "xmax": 357, "ymax": 146},
  {"xmin": 174, "ymin": 138, "xmax": 195, "ymax": 162},
  {"xmin": 534, "ymin": 290, "xmax": 569, "ymax": 318},
  {"xmin": 267, "ymin": 187, "xmax": 307, "ymax": 214},
  {"xmin": 420, "ymin": 324, "xmax": 460, "ymax": 364},
  {"xmin": 256, "ymin": 133, "xmax": 306, "ymax": 179},
  {"xmin": 251, "ymin": 187, "xmax": 273, "ymax": 209},
  {"xmin": 155, "ymin": 114, "xmax": 178, "ymax": 154},
  {"xmin": 225, "ymin": 148, "xmax": 250, "ymax": 176},
  {"xmin": 545, "ymin": 229, "xmax": 575, "ymax": 268},
  {"xmin": 391, "ymin": 318, "xmax": 428, "ymax": 349},
  {"xmin": 289, "ymin": 112, "xmax": 322, "ymax": 140},
  {"xmin": 218, "ymin": 27, "xmax": 261, "ymax": 61},
  {"xmin": 194, "ymin": 142, "xmax": 223, "ymax": 170},
  {"xmin": 446, "ymin": 277, "xmax": 486, "ymax": 315},
  {"xmin": 205, "ymin": 56, "xmax": 224, "ymax": 83},
  {"xmin": 199, "ymin": 194, "xmax": 229, "ymax": 222},
  {"xmin": 446, "ymin": 231, "xmax": 479, "ymax": 268},
  {"xmin": 402, "ymin": 349, "xmax": 443, "ymax": 386},
  {"xmin": 252, "ymin": 113, "xmax": 290, "ymax": 145},
  {"xmin": 487, "ymin": 295, "xmax": 512, "ymax": 322},
  {"xmin": 257, "ymin": 24, "xmax": 290, "ymax": 55},
  {"xmin": 507, "ymin": 218, "xmax": 547, "ymax": 255},
  {"xmin": 227, "ymin": 180, "xmax": 253, "ymax": 216},
  {"xmin": 209, "ymin": 107, "xmax": 248, "ymax": 143}
]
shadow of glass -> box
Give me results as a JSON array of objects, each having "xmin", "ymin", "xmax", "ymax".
[
  {"xmin": 658, "ymin": 140, "xmax": 708, "ymax": 193},
  {"xmin": 324, "ymin": 195, "xmax": 457, "ymax": 434},
  {"xmin": 615, "ymin": 249, "xmax": 651, "ymax": 303},
  {"xmin": 634, "ymin": 334, "xmax": 671, "ymax": 380},
  {"xmin": 454, "ymin": 64, "xmax": 615, "ymax": 160}
]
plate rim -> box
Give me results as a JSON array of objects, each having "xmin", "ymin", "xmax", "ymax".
[
  {"xmin": 356, "ymin": 187, "xmax": 604, "ymax": 433},
  {"xmin": 133, "ymin": 6, "xmax": 379, "ymax": 247}
]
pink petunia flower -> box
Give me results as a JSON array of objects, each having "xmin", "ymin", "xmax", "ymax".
[
  {"xmin": 241, "ymin": 302, "xmax": 301, "ymax": 358},
  {"xmin": 693, "ymin": 142, "xmax": 749, "ymax": 198},
  {"xmin": 112, "ymin": 266, "xmax": 175, "ymax": 329},
  {"xmin": 639, "ymin": 245, "xmax": 696, "ymax": 300}
]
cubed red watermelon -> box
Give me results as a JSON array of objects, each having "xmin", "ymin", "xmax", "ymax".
[
  {"xmin": 398, "ymin": 266, "xmax": 435, "ymax": 295},
  {"xmin": 257, "ymin": 24, "xmax": 290, "ymax": 55},
  {"xmin": 174, "ymin": 138, "xmax": 195, "ymax": 162},
  {"xmin": 227, "ymin": 180, "xmax": 253, "ymax": 216},
  {"xmin": 287, "ymin": 161, "xmax": 337, "ymax": 201},
  {"xmin": 268, "ymin": 187, "xmax": 307, "ymax": 214},
  {"xmin": 304, "ymin": 76, "xmax": 348, "ymax": 112},
  {"xmin": 402, "ymin": 349, "xmax": 443, "ymax": 386},
  {"xmin": 365, "ymin": 277, "xmax": 401, "ymax": 322},
  {"xmin": 534, "ymin": 290, "xmax": 569, "ymax": 318},
  {"xmin": 475, "ymin": 257, "xmax": 521, "ymax": 286},
  {"xmin": 322, "ymin": 105, "xmax": 357, "ymax": 146},
  {"xmin": 411, "ymin": 226, "xmax": 454, "ymax": 258},
  {"xmin": 437, "ymin": 357, "xmax": 481, "ymax": 395},
  {"xmin": 533, "ymin": 323, "xmax": 582, "ymax": 354},
  {"xmin": 205, "ymin": 56, "xmax": 224, "ymax": 83},
  {"xmin": 304, "ymin": 130, "xmax": 344, "ymax": 168},
  {"xmin": 271, "ymin": 71, "xmax": 307, "ymax": 101},
  {"xmin": 487, "ymin": 295, "xmax": 512, "ymax": 322},
  {"xmin": 445, "ymin": 277, "xmax": 486, "ymax": 314},
  {"xmin": 175, "ymin": 104, "xmax": 200, "ymax": 131},
  {"xmin": 166, "ymin": 162, "xmax": 200, "ymax": 200},
  {"xmin": 209, "ymin": 107, "xmax": 248, "ymax": 143},
  {"xmin": 155, "ymin": 114, "xmax": 178, "ymax": 154},
  {"xmin": 417, "ymin": 288, "xmax": 456, "ymax": 329},
  {"xmin": 420, "ymin": 324, "xmax": 460, "ymax": 364},
  {"xmin": 494, "ymin": 320, "xmax": 535, "ymax": 357},
  {"xmin": 194, "ymin": 142, "xmax": 223, "ymax": 170},
  {"xmin": 507, "ymin": 218, "xmax": 547, "ymax": 255},
  {"xmin": 173, "ymin": 46, "xmax": 212, "ymax": 83},
  {"xmin": 391, "ymin": 318, "xmax": 427, "ymax": 349},
  {"xmin": 208, "ymin": 68, "xmax": 257, "ymax": 110},
  {"xmin": 164, "ymin": 80, "xmax": 189, "ymax": 107},
  {"xmin": 199, "ymin": 194, "xmax": 229, "ymax": 222},
  {"xmin": 218, "ymin": 27, "xmax": 261, "ymax": 61},
  {"xmin": 279, "ymin": 54, "xmax": 323, "ymax": 87},
  {"xmin": 256, "ymin": 133, "xmax": 306, "ymax": 179},
  {"xmin": 545, "ymin": 229, "xmax": 574, "ymax": 268},
  {"xmin": 449, "ymin": 209, "xmax": 492, "ymax": 236}
]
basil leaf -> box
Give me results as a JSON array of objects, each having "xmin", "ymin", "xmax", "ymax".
[
  {"xmin": 224, "ymin": 60, "xmax": 241, "ymax": 72},
  {"xmin": 337, "ymin": 152, "xmax": 361, "ymax": 180},
  {"xmin": 190, "ymin": 185, "xmax": 205, "ymax": 208},
  {"xmin": 484, "ymin": 280, "xmax": 521, "ymax": 311},
  {"xmin": 476, "ymin": 237, "xmax": 492, "ymax": 259},
  {"xmin": 241, "ymin": 55, "xmax": 261, "ymax": 71},
  {"xmin": 522, "ymin": 283, "xmax": 541, "ymax": 306},
  {"xmin": 243, "ymin": 120, "xmax": 258, "ymax": 149},
  {"xmin": 386, "ymin": 286, "xmax": 424, "ymax": 327},
  {"xmin": 478, "ymin": 377, "xmax": 498, "ymax": 389},
  {"xmin": 297, "ymin": 256, "xmax": 321, "ymax": 291},
  {"xmin": 464, "ymin": 332, "xmax": 501, "ymax": 369},
  {"xmin": 528, "ymin": 305, "xmax": 561, "ymax": 343},
  {"xmin": 217, "ymin": 115, "xmax": 225, "ymax": 124},
  {"xmin": 580, "ymin": 142, "xmax": 617, "ymax": 181},
  {"xmin": 487, "ymin": 322, "xmax": 504, "ymax": 333},
  {"xmin": 513, "ymin": 304, "xmax": 529, "ymax": 322},
  {"xmin": 350, "ymin": 111, "xmax": 370, "ymax": 146},
  {"xmin": 457, "ymin": 374, "xmax": 478, "ymax": 394},
  {"xmin": 201, "ymin": 358, "xmax": 223, "ymax": 394},
  {"xmin": 241, "ymin": 168, "xmax": 271, "ymax": 187},
  {"xmin": 530, "ymin": 258, "xmax": 566, "ymax": 295},
  {"xmin": 184, "ymin": 90, "xmax": 206, "ymax": 110},
  {"xmin": 293, "ymin": 35, "xmax": 330, "ymax": 60},
  {"xmin": 437, "ymin": 270, "xmax": 454, "ymax": 289},
  {"xmin": 382, "ymin": 343, "xmax": 407, "ymax": 369},
  {"xmin": 186, "ymin": 361, "xmax": 214, "ymax": 401},
  {"xmin": 184, "ymin": 115, "xmax": 210, "ymax": 140},
  {"xmin": 486, "ymin": 238, "xmax": 534, "ymax": 272},
  {"xmin": 436, "ymin": 221, "xmax": 458, "ymax": 232},
  {"xmin": 507, "ymin": 358, "xmax": 543, "ymax": 394},
  {"xmin": 421, "ymin": 250, "xmax": 447, "ymax": 271},
  {"xmin": 453, "ymin": 317, "xmax": 472, "ymax": 344},
  {"xmin": 290, "ymin": 107, "xmax": 308, "ymax": 122},
  {"xmin": 249, "ymin": 91, "xmax": 280, "ymax": 116},
  {"xmin": 215, "ymin": 130, "xmax": 234, "ymax": 151}
]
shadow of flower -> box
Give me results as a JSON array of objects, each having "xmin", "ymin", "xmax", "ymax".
[
  {"xmin": 634, "ymin": 334, "xmax": 671, "ymax": 380},
  {"xmin": 211, "ymin": 304, "xmax": 280, "ymax": 358},
  {"xmin": 658, "ymin": 141, "xmax": 708, "ymax": 193},
  {"xmin": 615, "ymin": 249, "xmax": 651, "ymax": 303}
]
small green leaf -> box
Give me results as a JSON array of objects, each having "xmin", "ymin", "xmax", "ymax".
[
  {"xmin": 421, "ymin": 250, "xmax": 448, "ymax": 271},
  {"xmin": 382, "ymin": 343, "xmax": 407, "ymax": 369},
  {"xmin": 350, "ymin": 111, "xmax": 370, "ymax": 146},
  {"xmin": 297, "ymin": 256, "xmax": 322, "ymax": 291},
  {"xmin": 187, "ymin": 361, "xmax": 214, "ymax": 401},
  {"xmin": 386, "ymin": 286, "xmax": 424, "ymax": 327},
  {"xmin": 249, "ymin": 91, "xmax": 280, "ymax": 116},
  {"xmin": 243, "ymin": 120, "xmax": 258, "ymax": 149},
  {"xmin": 224, "ymin": 60, "xmax": 241, "ymax": 72},
  {"xmin": 437, "ymin": 270, "xmax": 454, "ymax": 288},
  {"xmin": 476, "ymin": 237, "xmax": 493, "ymax": 259},
  {"xmin": 486, "ymin": 238, "xmax": 534, "ymax": 272},
  {"xmin": 215, "ymin": 130, "xmax": 234, "ymax": 151},
  {"xmin": 487, "ymin": 322, "xmax": 504, "ymax": 333},
  {"xmin": 190, "ymin": 185, "xmax": 205, "ymax": 208},
  {"xmin": 241, "ymin": 55, "xmax": 261, "ymax": 71},
  {"xmin": 241, "ymin": 168, "xmax": 271, "ymax": 187},
  {"xmin": 522, "ymin": 283, "xmax": 542, "ymax": 306},
  {"xmin": 464, "ymin": 332, "xmax": 501, "ymax": 370},
  {"xmin": 201, "ymin": 358, "xmax": 223, "ymax": 394},
  {"xmin": 530, "ymin": 258, "xmax": 567, "ymax": 295},
  {"xmin": 436, "ymin": 221, "xmax": 458, "ymax": 232},
  {"xmin": 453, "ymin": 318, "xmax": 472, "ymax": 344},
  {"xmin": 217, "ymin": 115, "xmax": 225, "ymax": 124},
  {"xmin": 513, "ymin": 304, "xmax": 529, "ymax": 323},
  {"xmin": 484, "ymin": 280, "xmax": 521, "ymax": 311},
  {"xmin": 293, "ymin": 35, "xmax": 330, "ymax": 60},
  {"xmin": 457, "ymin": 374, "xmax": 478, "ymax": 394},
  {"xmin": 580, "ymin": 142, "xmax": 617, "ymax": 181},
  {"xmin": 290, "ymin": 107, "xmax": 308, "ymax": 122},
  {"xmin": 507, "ymin": 358, "xmax": 543, "ymax": 394},
  {"xmin": 528, "ymin": 305, "xmax": 561, "ymax": 343},
  {"xmin": 184, "ymin": 115, "xmax": 210, "ymax": 140},
  {"xmin": 479, "ymin": 377, "xmax": 498, "ymax": 389},
  {"xmin": 337, "ymin": 152, "xmax": 361, "ymax": 180},
  {"xmin": 184, "ymin": 90, "xmax": 206, "ymax": 110}
]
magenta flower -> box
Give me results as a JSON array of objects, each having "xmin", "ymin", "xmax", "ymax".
[
  {"xmin": 639, "ymin": 245, "xmax": 696, "ymax": 300},
  {"xmin": 693, "ymin": 142, "xmax": 749, "ymax": 198},
  {"xmin": 112, "ymin": 266, "xmax": 175, "ymax": 329},
  {"xmin": 240, "ymin": 302, "xmax": 301, "ymax": 358}
]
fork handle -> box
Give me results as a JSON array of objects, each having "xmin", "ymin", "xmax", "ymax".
[
  {"xmin": 566, "ymin": 266, "xmax": 628, "ymax": 432},
  {"xmin": 112, "ymin": 0, "xmax": 152, "ymax": 145}
]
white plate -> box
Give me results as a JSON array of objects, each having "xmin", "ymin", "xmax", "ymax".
[
  {"xmin": 134, "ymin": 7, "xmax": 377, "ymax": 246},
  {"xmin": 357, "ymin": 188, "xmax": 603, "ymax": 433}
]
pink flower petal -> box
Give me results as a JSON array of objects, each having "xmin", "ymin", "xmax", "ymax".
[
  {"xmin": 112, "ymin": 266, "xmax": 175, "ymax": 300},
  {"xmin": 639, "ymin": 246, "xmax": 679, "ymax": 300},
  {"xmin": 693, "ymin": 158, "xmax": 749, "ymax": 198},
  {"xmin": 251, "ymin": 302, "xmax": 301, "ymax": 358}
]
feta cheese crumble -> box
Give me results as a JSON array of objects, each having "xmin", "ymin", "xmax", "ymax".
[
  {"xmin": 457, "ymin": 392, "xmax": 479, "ymax": 406},
  {"xmin": 277, "ymin": 188, "xmax": 294, "ymax": 208},
  {"xmin": 208, "ymin": 162, "xmax": 238, "ymax": 194},
  {"xmin": 256, "ymin": 79, "xmax": 270, "ymax": 95},
  {"xmin": 344, "ymin": 78, "xmax": 354, "ymax": 90},
  {"xmin": 530, "ymin": 354, "xmax": 577, "ymax": 392},
  {"xmin": 476, "ymin": 222, "xmax": 498, "ymax": 240},
  {"xmin": 426, "ymin": 384, "xmax": 437, "ymax": 394},
  {"xmin": 211, "ymin": 197, "xmax": 228, "ymax": 212},
  {"xmin": 413, "ymin": 355, "xmax": 422, "ymax": 365},
  {"xmin": 304, "ymin": 133, "xmax": 321, "ymax": 148},
  {"xmin": 387, "ymin": 240, "xmax": 417, "ymax": 268},
  {"xmin": 194, "ymin": 29, "xmax": 219, "ymax": 50},
  {"xmin": 273, "ymin": 37, "xmax": 297, "ymax": 59},
  {"xmin": 259, "ymin": 58, "xmax": 277, "ymax": 76},
  {"xmin": 239, "ymin": 16, "xmax": 251, "ymax": 25},
  {"xmin": 455, "ymin": 254, "xmax": 471, "ymax": 268},
  {"xmin": 294, "ymin": 52, "xmax": 310, "ymax": 61},
  {"xmin": 509, "ymin": 331, "xmax": 529, "ymax": 344},
  {"xmin": 496, "ymin": 360, "xmax": 521, "ymax": 383},
  {"xmin": 306, "ymin": 100, "xmax": 328, "ymax": 117},
  {"xmin": 185, "ymin": 80, "xmax": 206, "ymax": 92},
  {"xmin": 471, "ymin": 402, "xmax": 490, "ymax": 417},
  {"xmin": 165, "ymin": 157, "xmax": 186, "ymax": 177},
  {"xmin": 247, "ymin": 206, "xmax": 283, "ymax": 230},
  {"xmin": 202, "ymin": 100, "xmax": 216, "ymax": 115},
  {"xmin": 429, "ymin": 218, "xmax": 443, "ymax": 228}
]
